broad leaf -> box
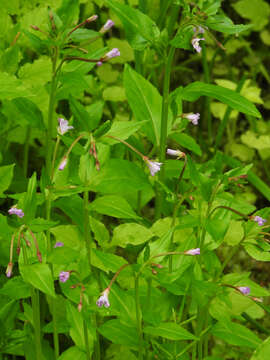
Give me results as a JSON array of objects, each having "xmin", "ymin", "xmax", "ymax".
[
  {"xmin": 106, "ymin": 0, "xmax": 160, "ymax": 50},
  {"xmin": 144, "ymin": 322, "xmax": 197, "ymax": 341},
  {"xmin": 112, "ymin": 223, "xmax": 153, "ymax": 247},
  {"xmin": 211, "ymin": 321, "xmax": 262, "ymax": 348},
  {"xmin": 180, "ymin": 82, "xmax": 261, "ymax": 118},
  {"xmin": 251, "ymin": 336, "xmax": 270, "ymax": 360},
  {"xmin": 124, "ymin": 64, "xmax": 172, "ymax": 144},
  {"xmin": 98, "ymin": 319, "xmax": 138, "ymax": 347},
  {"xmin": 0, "ymin": 164, "xmax": 14, "ymax": 195},
  {"xmin": 20, "ymin": 263, "xmax": 55, "ymax": 297},
  {"xmin": 90, "ymin": 195, "xmax": 140, "ymax": 219}
]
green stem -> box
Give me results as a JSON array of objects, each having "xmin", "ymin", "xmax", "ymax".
[
  {"xmin": 32, "ymin": 289, "xmax": 43, "ymax": 360},
  {"xmin": 201, "ymin": 42, "xmax": 212, "ymax": 143},
  {"xmin": 242, "ymin": 312, "xmax": 270, "ymax": 335},
  {"xmin": 51, "ymin": 135, "xmax": 60, "ymax": 180},
  {"xmin": 138, "ymin": 0, "xmax": 147, "ymax": 13},
  {"xmin": 45, "ymin": 46, "xmax": 59, "ymax": 360},
  {"xmin": 83, "ymin": 319, "xmax": 91, "ymax": 360},
  {"xmin": 23, "ymin": 126, "xmax": 31, "ymax": 177},
  {"xmin": 135, "ymin": 276, "xmax": 143, "ymax": 360},
  {"xmin": 83, "ymin": 190, "xmax": 92, "ymax": 272},
  {"xmin": 22, "ymin": 242, "xmax": 43, "ymax": 360},
  {"xmin": 155, "ymin": 46, "xmax": 175, "ymax": 219},
  {"xmin": 158, "ymin": 0, "xmax": 174, "ymax": 29}
]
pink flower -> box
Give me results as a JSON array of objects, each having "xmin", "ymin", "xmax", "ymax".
[
  {"xmin": 184, "ymin": 248, "xmax": 200, "ymax": 256},
  {"xmin": 57, "ymin": 118, "xmax": 74, "ymax": 135},
  {"xmin": 237, "ymin": 286, "xmax": 250, "ymax": 295},
  {"xmin": 145, "ymin": 159, "xmax": 162, "ymax": 176},
  {"xmin": 59, "ymin": 271, "xmax": 70, "ymax": 283},
  {"xmin": 8, "ymin": 206, "xmax": 24, "ymax": 218},
  {"xmin": 184, "ymin": 113, "xmax": 200, "ymax": 125},
  {"xmin": 100, "ymin": 19, "xmax": 114, "ymax": 33},
  {"xmin": 58, "ymin": 157, "xmax": 67, "ymax": 171},
  {"xmin": 54, "ymin": 242, "xmax": 64, "ymax": 248},
  {"xmin": 96, "ymin": 288, "xmax": 110, "ymax": 308},
  {"xmin": 104, "ymin": 48, "xmax": 120, "ymax": 60},
  {"xmin": 191, "ymin": 37, "xmax": 205, "ymax": 53},
  {"xmin": 253, "ymin": 216, "xmax": 266, "ymax": 226},
  {"xmin": 166, "ymin": 149, "xmax": 185, "ymax": 158}
]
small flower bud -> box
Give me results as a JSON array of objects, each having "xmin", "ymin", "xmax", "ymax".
[
  {"xmin": 54, "ymin": 242, "xmax": 64, "ymax": 248},
  {"xmin": 237, "ymin": 286, "xmax": 250, "ymax": 295},
  {"xmin": 78, "ymin": 301, "xmax": 83, "ymax": 312},
  {"xmin": 87, "ymin": 15, "xmax": 98, "ymax": 22},
  {"xmin": 100, "ymin": 19, "xmax": 115, "ymax": 33},
  {"xmin": 166, "ymin": 149, "xmax": 185, "ymax": 158},
  {"xmin": 58, "ymin": 157, "xmax": 68, "ymax": 171},
  {"xmin": 184, "ymin": 248, "xmax": 200, "ymax": 256},
  {"xmin": 6, "ymin": 262, "xmax": 13, "ymax": 278}
]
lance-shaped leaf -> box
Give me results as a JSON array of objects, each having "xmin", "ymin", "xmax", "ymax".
[
  {"xmin": 106, "ymin": 0, "xmax": 160, "ymax": 50},
  {"xmin": 124, "ymin": 64, "xmax": 172, "ymax": 145},
  {"xmin": 180, "ymin": 82, "xmax": 261, "ymax": 118}
]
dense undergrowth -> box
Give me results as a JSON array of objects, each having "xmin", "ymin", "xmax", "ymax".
[{"xmin": 0, "ymin": 0, "xmax": 270, "ymax": 359}]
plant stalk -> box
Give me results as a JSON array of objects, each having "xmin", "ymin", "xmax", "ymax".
[
  {"xmin": 155, "ymin": 46, "xmax": 175, "ymax": 219},
  {"xmin": 135, "ymin": 276, "xmax": 143, "ymax": 360}
]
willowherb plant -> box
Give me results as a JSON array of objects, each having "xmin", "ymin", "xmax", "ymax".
[{"xmin": 0, "ymin": 1, "xmax": 270, "ymax": 360}]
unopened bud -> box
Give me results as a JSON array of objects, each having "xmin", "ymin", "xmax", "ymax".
[
  {"xmin": 6, "ymin": 262, "xmax": 13, "ymax": 278},
  {"xmin": 87, "ymin": 15, "xmax": 98, "ymax": 22},
  {"xmin": 78, "ymin": 302, "xmax": 83, "ymax": 312}
]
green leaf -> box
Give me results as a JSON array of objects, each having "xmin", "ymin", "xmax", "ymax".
[
  {"xmin": 211, "ymin": 321, "xmax": 262, "ymax": 348},
  {"xmin": 90, "ymin": 159, "xmax": 149, "ymax": 194},
  {"xmin": 55, "ymin": 195, "xmax": 84, "ymax": 232},
  {"xmin": 0, "ymin": 164, "xmax": 14, "ymax": 194},
  {"xmin": 206, "ymin": 15, "xmax": 252, "ymax": 34},
  {"xmin": 0, "ymin": 276, "xmax": 31, "ymax": 300},
  {"xmin": 27, "ymin": 218, "xmax": 58, "ymax": 232},
  {"xmin": 57, "ymin": 0, "xmax": 79, "ymax": 26},
  {"xmin": 112, "ymin": 223, "xmax": 153, "ymax": 247},
  {"xmin": 90, "ymin": 195, "xmax": 140, "ymax": 219},
  {"xmin": 224, "ymin": 220, "xmax": 244, "ymax": 246},
  {"xmin": 48, "ymin": 246, "xmax": 79, "ymax": 265},
  {"xmin": 92, "ymin": 249, "xmax": 127, "ymax": 273},
  {"xmin": 244, "ymin": 243, "xmax": 270, "ymax": 262},
  {"xmin": 69, "ymin": 29, "xmax": 99, "ymax": 42},
  {"xmin": 251, "ymin": 336, "xmax": 270, "ymax": 360},
  {"xmin": 170, "ymin": 25, "xmax": 194, "ymax": 50},
  {"xmin": 98, "ymin": 319, "xmax": 138, "ymax": 347},
  {"xmin": 106, "ymin": 0, "xmax": 160, "ymax": 50},
  {"xmin": 11, "ymin": 98, "xmax": 44, "ymax": 129},
  {"xmin": 232, "ymin": 0, "xmax": 270, "ymax": 31},
  {"xmin": 0, "ymin": 72, "xmax": 32, "ymax": 100},
  {"xmin": 180, "ymin": 82, "xmax": 261, "ymax": 118},
  {"xmin": 103, "ymin": 121, "xmax": 145, "ymax": 144},
  {"xmin": 66, "ymin": 302, "xmax": 94, "ymax": 350},
  {"xmin": 103, "ymin": 86, "xmax": 126, "ymax": 102},
  {"xmin": 143, "ymin": 323, "xmax": 197, "ymax": 341},
  {"xmin": 23, "ymin": 172, "xmax": 37, "ymax": 223},
  {"xmin": 20, "ymin": 263, "xmax": 55, "ymax": 297},
  {"xmin": 170, "ymin": 132, "xmax": 202, "ymax": 156},
  {"xmin": 58, "ymin": 347, "xmax": 87, "ymax": 360},
  {"xmin": 69, "ymin": 95, "xmax": 92, "ymax": 131},
  {"xmin": 124, "ymin": 64, "xmax": 172, "ymax": 144}
]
